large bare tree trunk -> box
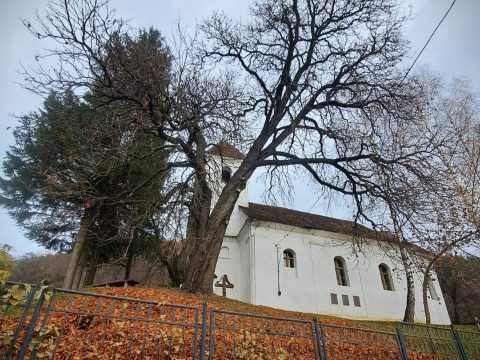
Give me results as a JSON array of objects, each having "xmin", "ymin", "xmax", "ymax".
[
  {"xmin": 182, "ymin": 223, "xmax": 229, "ymax": 293},
  {"xmin": 181, "ymin": 180, "xmax": 212, "ymax": 275},
  {"xmin": 181, "ymin": 170, "xmax": 250, "ymax": 294},
  {"xmin": 63, "ymin": 208, "xmax": 93, "ymax": 289}
]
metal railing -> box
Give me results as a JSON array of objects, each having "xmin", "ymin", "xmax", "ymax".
[
  {"xmin": 315, "ymin": 320, "xmax": 405, "ymax": 360},
  {"xmin": 453, "ymin": 328, "xmax": 480, "ymax": 360},
  {"xmin": 208, "ymin": 308, "xmax": 318, "ymax": 359},
  {"xmin": 2, "ymin": 281, "xmax": 480, "ymax": 359},
  {"xmin": 1, "ymin": 283, "xmax": 200, "ymax": 359},
  {"xmin": 396, "ymin": 322, "xmax": 474, "ymax": 360},
  {"xmin": 0, "ymin": 282, "xmax": 41, "ymax": 359}
]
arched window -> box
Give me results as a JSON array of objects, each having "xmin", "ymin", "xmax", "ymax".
[
  {"xmin": 221, "ymin": 166, "xmax": 231, "ymax": 182},
  {"xmin": 219, "ymin": 246, "xmax": 229, "ymax": 259},
  {"xmin": 379, "ymin": 263, "xmax": 395, "ymax": 291},
  {"xmin": 334, "ymin": 257, "xmax": 349, "ymax": 286},
  {"xmin": 283, "ymin": 249, "xmax": 295, "ymax": 268},
  {"xmin": 427, "ymin": 275, "xmax": 440, "ymax": 300}
]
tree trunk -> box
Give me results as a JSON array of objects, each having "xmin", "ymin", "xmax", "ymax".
[
  {"xmin": 72, "ymin": 238, "xmax": 93, "ymax": 289},
  {"xmin": 181, "ymin": 179, "xmax": 212, "ymax": 275},
  {"xmin": 452, "ymin": 288, "xmax": 460, "ymax": 324},
  {"xmin": 182, "ymin": 222, "xmax": 229, "ymax": 293},
  {"xmin": 388, "ymin": 203, "xmax": 415, "ymax": 323},
  {"xmin": 124, "ymin": 249, "xmax": 134, "ymax": 284},
  {"xmin": 422, "ymin": 259, "xmax": 438, "ymax": 325},
  {"xmin": 179, "ymin": 135, "xmax": 257, "ymax": 294},
  {"xmin": 422, "ymin": 274, "xmax": 431, "ymax": 324},
  {"xmin": 73, "ymin": 262, "xmax": 84, "ymax": 289},
  {"xmin": 80, "ymin": 264, "xmax": 97, "ymax": 288},
  {"xmin": 63, "ymin": 207, "xmax": 94, "ymax": 289},
  {"xmin": 400, "ymin": 243, "xmax": 416, "ymax": 323},
  {"xmin": 181, "ymin": 170, "xmax": 250, "ymax": 294}
]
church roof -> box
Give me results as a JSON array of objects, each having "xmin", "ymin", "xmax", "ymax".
[
  {"xmin": 241, "ymin": 202, "xmax": 396, "ymax": 242},
  {"xmin": 207, "ymin": 141, "xmax": 245, "ymax": 160}
]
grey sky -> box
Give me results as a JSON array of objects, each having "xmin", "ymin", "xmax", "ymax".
[{"xmin": 0, "ymin": 0, "xmax": 478, "ymax": 256}]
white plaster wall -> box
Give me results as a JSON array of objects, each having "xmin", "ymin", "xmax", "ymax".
[
  {"xmin": 213, "ymin": 222, "xmax": 252, "ymax": 302},
  {"xmin": 248, "ymin": 221, "xmax": 451, "ymax": 325},
  {"xmin": 213, "ymin": 236, "xmax": 242, "ymax": 299}
]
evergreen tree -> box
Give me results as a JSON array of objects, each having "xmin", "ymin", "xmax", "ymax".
[{"xmin": 1, "ymin": 30, "xmax": 173, "ymax": 288}]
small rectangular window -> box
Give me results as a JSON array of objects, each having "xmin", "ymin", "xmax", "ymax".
[
  {"xmin": 353, "ymin": 296, "xmax": 361, "ymax": 307},
  {"xmin": 342, "ymin": 294, "xmax": 349, "ymax": 306},
  {"xmin": 330, "ymin": 293, "xmax": 338, "ymax": 305}
]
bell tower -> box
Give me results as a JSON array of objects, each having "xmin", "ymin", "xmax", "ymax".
[{"xmin": 206, "ymin": 141, "xmax": 249, "ymax": 236}]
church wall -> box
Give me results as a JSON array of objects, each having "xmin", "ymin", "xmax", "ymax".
[
  {"xmin": 213, "ymin": 223, "xmax": 252, "ymax": 302},
  {"xmin": 248, "ymin": 221, "xmax": 451, "ymax": 325},
  {"xmin": 347, "ymin": 242, "xmax": 449, "ymax": 324},
  {"xmin": 213, "ymin": 236, "xmax": 242, "ymax": 299}
]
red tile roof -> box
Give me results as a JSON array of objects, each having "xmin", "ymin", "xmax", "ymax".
[{"xmin": 207, "ymin": 141, "xmax": 245, "ymax": 160}]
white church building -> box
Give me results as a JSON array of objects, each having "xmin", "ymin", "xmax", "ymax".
[{"xmin": 208, "ymin": 142, "xmax": 451, "ymax": 325}]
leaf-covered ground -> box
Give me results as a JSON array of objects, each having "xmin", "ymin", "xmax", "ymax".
[{"xmin": 1, "ymin": 286, "xmax": 472, "ymax": 359}]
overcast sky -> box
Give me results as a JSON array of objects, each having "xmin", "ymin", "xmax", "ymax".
[{"xmin": 0, "ymin": 0, "xmax": 479, "ymax": 256}]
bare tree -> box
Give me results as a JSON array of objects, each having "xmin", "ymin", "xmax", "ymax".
[
  {"xmin": 417, "ymin": 78, "xmax": 480, "ymax": 323},
  {"xmin": 358, "ymin": 71, "xmax": 452, "ymax": 322},
  {"xmin": 366, "ymin": 74, "xmax": 480, "ymax": 323},
  {"xmin": 21, "ymin": 0, "xmax": 446, "ymax": 294}
]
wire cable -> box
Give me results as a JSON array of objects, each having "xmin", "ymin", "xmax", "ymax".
[
  {"xmin": 275, "ymin": 196, "xmax": 321, "ymax": 247},
  {"xmin": 401, "ymin": 0, "xmax": 457, "ymax": 83}
]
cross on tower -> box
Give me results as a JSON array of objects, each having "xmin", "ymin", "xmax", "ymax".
[{"xmin": 215, "ymin": 274, "xmax": 234, "ymax": 297}]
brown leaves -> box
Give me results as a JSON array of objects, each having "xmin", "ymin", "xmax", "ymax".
[{"xmin": 1, "ymin": 286, "xmax": 443, "ymax": 359}]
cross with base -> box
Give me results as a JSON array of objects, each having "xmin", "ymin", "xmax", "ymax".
[{"xmin": 214, "ymin": 274, "xmax": 234, "ymax": 297}]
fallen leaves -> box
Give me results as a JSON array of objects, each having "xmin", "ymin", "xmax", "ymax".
[{"xmin": 0, "ymin": 286, "xmax": 455, "ymax": 359}]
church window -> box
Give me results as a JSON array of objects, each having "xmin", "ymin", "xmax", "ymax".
[
  {"xmin": 427, "ymin": 275, "xmax": 440, "ymax": 300},
  {"xmin": 283, "ymin": 249, "xmax": 295, "ymax": 268},
  {"xmin": 353, "ymin": 295, "xmax": 361, "ymax": 307},
  {"xmin": 221, "ymin": 166, "xmax": 232, "ymax": 182},
  {"xmin": 334, "ymin": 257, "xmax": 349, "ymax": 286},
  {"xmin": 379, "ymin": 263, "xmax": 394, "ymax": 291},
  {"xmin": 219, "ymin": 246, "xmax": 230, "ymax": 259},
  {"xmin": 342, "ymin": 294, "xmax": 350, "ymax": 306},
  {"xmin": 330, "ymin": 293, "xmax": 338, "ymax": 305}
]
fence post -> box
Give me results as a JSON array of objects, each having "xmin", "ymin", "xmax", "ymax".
[
  {"xmin": 208, "ymin": 309, "xmax": 215, "ymax": 360},
  {"xmin": 199, "ymin": 302, "xmax": 208, "ymax": 360},
  {"xmin": 16, "ymin": 286, "xmax": 48, "ymax": 359},
  {"xmin": 395, "ymin": 323, "xmax": 408, "ymax": 360},
  {"xmin": 191, "ymin": 303, "xmax": 200, "ymax": 360},
  {"xmin": 4, "ymin": 284, "xmax": 38, "ymax": 359},
  {"xmin": 450, "ymin": 325, "xmax": 468, "ymax": 360},
  {"xmin": 312, "ymin": 318, "xmax": 324, "ymax": 360}
]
